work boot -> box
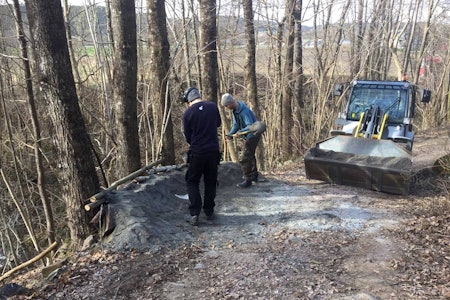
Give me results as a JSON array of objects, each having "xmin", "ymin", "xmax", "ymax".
[
  {"xmin": 242, "ymin": 173, "xmax": 258, "ymax": 182},
  {"xmin": 188, "ymin": 215, "xmax": 199, "ymax": 226},
  {"xmin": 206, "ymin": 212, "xmax": 215, "ymax": 221},
  {"xmin": 252, "ymin": 174, "xmax": 259, "ymax": 182},
  {"xmin": 237, "ymin": 179, "xmax": 252, "ymax": 188}
]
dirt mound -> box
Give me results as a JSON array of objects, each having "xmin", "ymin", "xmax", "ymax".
[
  {"xmin": 101, "ymin": 162, "xmax": 242, "ymax": 251},
  {"xmin": 100, "ymin": 125, "xmax": 450, "ymax": 252}
]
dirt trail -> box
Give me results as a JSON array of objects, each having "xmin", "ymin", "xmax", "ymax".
[
  {"xmin": 81, "ymin": 162, "xmax": 414, "ymax": 299},
  {"xmin": 166, "ymin": 170, "xmax": 410, "ymax": 299},
  {"xmin": 7, "ymin": 126, "xmax": 450, "ymax": 299}
]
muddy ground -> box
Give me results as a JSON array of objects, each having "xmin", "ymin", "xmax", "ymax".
[{"xmin": 3, "ymin": 126, "xmax": 450, "ymax": 300}]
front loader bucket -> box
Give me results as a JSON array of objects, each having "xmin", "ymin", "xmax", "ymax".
[{"xmin": 304, "ymin": 135, "xmax": 412, "ymax": 195}]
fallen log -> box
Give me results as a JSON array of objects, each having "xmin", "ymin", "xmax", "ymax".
[
  {"xmin": 0, "ymin": 242, "xmax": 58, "ymax": 282},
  {"xmin": 88, "ymin": 159, "xmax": 164, "ymax": 203},
  {"xmin": 84, "ymin": 198, "xmax": 106, "ymax": 211},
  {"xmin": 85, "ymin": 162, "xmax": 187, "ymax": 211}
]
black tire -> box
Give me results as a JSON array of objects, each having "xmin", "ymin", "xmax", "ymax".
[{"xmin": 406, "ymin": 140, "xmax": 413, "ymax": 152}]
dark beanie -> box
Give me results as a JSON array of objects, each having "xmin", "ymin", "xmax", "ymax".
[{"xmin": 186, "ymin": 88, "xmax": 201, "ymax": 102}]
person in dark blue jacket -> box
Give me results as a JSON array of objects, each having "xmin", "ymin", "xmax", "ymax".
[
  {"xmin": 221, "ymin": 93, "xmax": 260, "ymax": 188},
  {"xmin": 182, "ymin": 87, "xmax": 221, "ymax": 226}
]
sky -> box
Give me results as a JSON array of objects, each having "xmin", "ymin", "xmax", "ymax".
[
  {"xmin": 64, "ymin": 0, "xmax": 289, "ymax": 22},
  {"xmin": 61, "ymin": 0, "xmax": 347, "ymax": 26},
  {"xmin": 66, "ymin": 0, "xmax": 106, "ymax": 5}
]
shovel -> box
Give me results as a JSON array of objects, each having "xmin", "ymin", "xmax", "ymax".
[
  {"xmin": 250, "ymin": 120, "xmax": 266, "ymax": 136},
  {"xmin": 232, "ymin": 121, "xmax": 266, "ymax": 137},
  {"xmin": 175, "ymin": 193, "xmax": 189, "ymax": 200}
]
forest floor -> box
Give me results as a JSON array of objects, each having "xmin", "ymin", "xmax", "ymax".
[{"xmin": 3, "ymin": 127, "xmax": 450, "ymax": 300}]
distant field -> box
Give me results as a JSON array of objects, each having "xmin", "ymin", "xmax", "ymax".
[
  {"xmin": 74, "ymin": 43, "xmax": 357, "ymax": 80},
  {"xmin": 222, "ymin": 46, "xmax": 354, "ymax": 76}
]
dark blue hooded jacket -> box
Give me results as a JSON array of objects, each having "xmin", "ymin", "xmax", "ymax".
[{"xmin": 183, "ymin": 101, "xmax": 221, "ymax": 154}]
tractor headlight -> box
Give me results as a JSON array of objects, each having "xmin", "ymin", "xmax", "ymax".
[{"xmin": 403, "ymin": 118, "xmax": 412, "ymax": 125}]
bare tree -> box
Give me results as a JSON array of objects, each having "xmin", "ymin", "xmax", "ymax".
[
  {"xmin": 413, "ymin": 0, "xmax": 438, "ymax": 85},
  {"xmin": 198, "ymin": 0, "xmax": 218, "ymax": 102},
  {"xmin": 147, "ymin": 0, "xmax": 176, "ymax": 164},
  {"xmin": 383, "ymin": 0, "xmax": 403, "ymax": 79},
  {"xmin": 82, "ymin": 1, "xmax": 114, "ymax": 155},
  {"xmin": 242, "ymin": 0, "xmax": 259, "ymax": 114},
  {"xmin": 61, "ymin": 0, "xmax": 82, "ymax": 84},
  {"xmin": 413, "ymin": 0, "xmax": 440, "ymax": 129},
  {"xmin": 190, "ymin": 0, "xmax": 203, "ymax": 89},
  {"xmin": 364, "ymin": 0, "xmax": 390, "ymax": 79},
  {"xmin": 399, "ymin": 0, "xmax": 420, "ymax": 79},
  {"xmin": 306, "ymin": 0, "xmax": 351, "ymax": 144},
  {"xmin": 25, "ymin": 0, "xmax": 100, "ymax": 248},
  {"xmin": 351, "ymin": 0, "xmax": 365, "ymax": 77},
  {"xmin": 292, "ymin": 0, "xmax": 305, "ymax": 153},
  {"xmin": 242, "ymin": 0, "xmax": 265, "ymax": 170},
  {"xmin": 181, "ymin": 0, "xmax": 192, "ymax": 84},
  {"xmin": 111, "ymin": 0, "xmax": 141, "ymax": 177},
  {"xmin": 293, "ymin": 0, "xmax": 303, "ymax": 107},
  {"xmin": 280, "ymin": 0, "xmax": 296, "ymax": 160},
  {"xmin": 12, "ymin": 0, "xmax": 55, "ymax": 247}
]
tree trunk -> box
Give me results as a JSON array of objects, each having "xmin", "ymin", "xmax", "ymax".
[
  {"xmin": 25, "ymin": 0, "xmax": 100, "ymax": 248},
  {"xmin": 111, "ymin": 0, "xmax": 141, "ymax": 177},
  {"xmin": 351, "ymin": 0, "xmax": 365, "ymax": 76},
  {"xmin": 402, "ymin": 1, "xmax": 419, "ymax": 79},
  {"xmin": 147, "ymin": 0, "xmax": 176, "ymax": 165},
  {"xmin": 242, "ymin": 0, "xmax": 258, "ymax": 115},
  {"xmin": 293, "ymin": 0, "xmax": 303, "ymax": 108},
  {"xmin": 61, "ymin": 0, "xmax": 81, "ymax": 84},
  {"xmin": 83, "ymin": 2, "xmax": 114, "ymax": 154},
  {"xmin": 412, "ymin": 0, "xmax": 436, "ymax": 85},
  {"xmin": 13, "ymin": 0, "xmax": 55, "ymax": 247},
  {"xmin": 242, "ymin": 0, "xmax": 264, "ymax": 170},
  {"xmin": 181, "ymin": 0, "xmax": 192, "ymax": 85},
  {"xmin": 281, "ymin": 0, "xmax": 295, "ymax": 160},
  {"xmin": 190, "ymin": 0, "xmax": 202, "ymax": 89},
  {"xmin": 293, "ymin": 0, "xmax": 304, "ymax": 152},
  {"xmin": 106, "ymin": 0, "xmax": 115, "ymax": 52},
  {"xmin": 198, "ymin": 0, "xmax": 218, "ymax": 103}
]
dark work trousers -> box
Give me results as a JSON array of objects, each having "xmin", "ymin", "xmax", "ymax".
[
  {"xmin": 185, "ymin": 151, "xmax": 219, "ymax": 217},
  {"xmin": 239, "ymin": 135, "xmax": 260, "ymax": 180}
]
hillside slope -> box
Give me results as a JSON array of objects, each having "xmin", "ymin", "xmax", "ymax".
[{"xmin": 2, "ymin": 127, "xmax": 450, "ymax": 299}]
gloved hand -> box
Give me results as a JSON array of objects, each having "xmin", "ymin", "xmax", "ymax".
[{"xmin": 226, "ymin": 134, "xmax": 233, "ymax": 140}]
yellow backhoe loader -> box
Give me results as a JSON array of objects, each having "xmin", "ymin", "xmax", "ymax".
[{"xmin": 304, "ymin": 80, "xmax": 431, "ymax": 195}]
